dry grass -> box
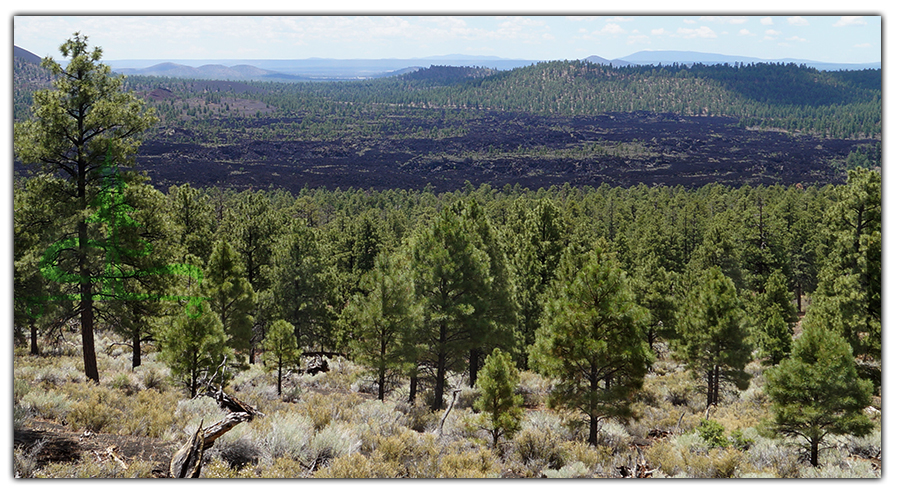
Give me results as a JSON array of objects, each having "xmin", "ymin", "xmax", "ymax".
[{"xmin": 13, "ymin": 330, "xmax": 881, "ymax": 478}]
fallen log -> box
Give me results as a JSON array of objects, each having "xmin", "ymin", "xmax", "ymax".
[{"xmin": 169, "ymin": 389, "xmax": 262, "ymax": 478}]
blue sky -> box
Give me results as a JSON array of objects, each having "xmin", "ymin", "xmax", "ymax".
[{"xmin": 13, "ymin": 12, "xmax": 882, "ymax": 64}]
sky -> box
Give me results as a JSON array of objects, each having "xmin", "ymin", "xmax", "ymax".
[{"xmin": 12, "ymin": 12, "xmax": 882, "ymax": 65}]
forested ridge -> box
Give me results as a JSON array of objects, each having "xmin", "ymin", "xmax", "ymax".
[
  {"xmin": 120, "ymin": 60, "xmax": 881, "ymax": 140},
  {"xmin": 14, "ymin": 57, "xmax": 883, "ymax": 140},
  {"xmin": 13, "ymin": 36, "xmax": 881, "ymax": 478}
]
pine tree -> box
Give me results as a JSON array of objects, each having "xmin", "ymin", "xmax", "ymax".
[
  {"xmin": 262, "ymin": 319, "xmax": 298, "ymax": 397},
  {"xmin": 474, "ymin": 348, "xmax": 524, "ymax": 447},
  {"xmin": 746, "ymin": 269, "xmax": 797, "ymax": 365},
  {"xmin": 806, "ymin": 167, "xmax": 881, "ymax": 360},
  {"xmin": 159, "ymin": 307, "xmax": 229, "ymax": 397},
  {"xmin": 204, "ymin": 239, "xmax": 256, "ymax": 364},
  {"xmin": 409, "ymin": 207, "xmax": 492, "ymax": 410},
  {"xmin": 675, "ymin": 266, "xmax": 752, "ymax": 407},
  {"xmin": 13, "ymin": 33, "xmax": 157, "ymax": 382},
  {"xmin": 765, "ymin": 324, "xmax": 874, "ymax": 467},
  {"xmin": 530, "ymin": 246, "xmax": 653, "ymax": 446},
  {"xmin": 341, "ymin": 252, "xmax": 421, "ymax": 401},
  {"xmin": 268, "ymin": 224, "xmax": 336, "ymax": 352}
]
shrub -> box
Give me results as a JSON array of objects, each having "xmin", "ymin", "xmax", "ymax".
[
  {"xmin": 18, "ymin": 389, "xmax": 73, "ymax": 423},
  {"xmin": 436, "ymin": 446, "xmax": 501, "ymax": 478},
  {"xmin": 117, "ymin": 389, "xmax": 181, "ymax": 438},
  {"xmin": 513, "ymin": 427, "xmax": 567, "ymax": 471},
  {"xmin": 138, "ymin": 367, "xmax": 169, "ymax": 392},
  {"xmin": 543, "ymin": 461, "xmax": 592, "ymax": 478},
  {"xmin": 14, "ymin": 441, "xmax": 45, "ymax": 478},
  {"xmin": 799, "ymin": 460, "xmax": 880, "ymax": 478},
  {"xmin": 35, "ymin": 452, "xmax": 156, "ymax": 478},
  {"xmin": 398, "ymin": 399, "xmax": 439, "ymax": 433},
  {"xmin": 696, "ymin": 419, "xmax": 729, "ymax": 448},
  {"xmin": 308, "ymin": 421, "xmax": 361, "ymax": 470},
  {"xmin": 515, "ymin": 370, "xmax": 552, "ymax": 407},
  {"xmin": 218, "ymin": 436, "xmax": 262, "ymax": 470},
  {"xmin": 313, "ymin": 452, "xmax": 397, "ymax": 478},
  {"xmin": 261, "ymin": 412, "xmax": 315, "ymax": 461},
  {"xmin": 561, "ymin": 440, "xmax": 613, "ymax": 472},
  {"xmin": 68, "ymin": 393, "xmax": 124, "ymax": 433},
  {"xmin": 370, "ymin": 429, "xmax": 442, "ymax": 477},
  {"xmin": 596, "ymin": 420, "xmax": 633, "ymax": 453}
]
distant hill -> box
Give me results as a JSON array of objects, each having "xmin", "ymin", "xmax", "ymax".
[
  {"xmin": 115, "ymin": 62, "xmax": 313, "ymax": 82},
  {"xmin": 617, "ymin": 50, "xmax": 880, "ymax": 71},
  {"xmin": 14, "ymin": 45, "xmax": 42, "ymax": 65},
  {"xmin": 101, "ymin": 56, "xmax": 538, "ymax": 80}
]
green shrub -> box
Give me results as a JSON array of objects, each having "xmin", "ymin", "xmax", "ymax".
[
  {"xmin": 68, "ymin": 393, "xmax": 124, "ymax": 433},
  {"xmin": 513, "ymin": 427, "xmax": 567, "ymax": 471},
  {"xmin": 436, "ymin": 446, "xmax": 501, "ymax": 478},
  {"xmin": 260, "ymin": 412, "xmax": 315, "ymax": 461},
  {"xmin": 308, "ymin": 421, "xmax": 361, "ymax": 469},
  {"xmin": 697, "ymin": 419, "xmax": 729, "ymax": 448},
  {"xmin": 313, "ymin": 452, "xmax": 397, "ymax": 478},
  {"xmin": 19, "ymin": 389, "xmax": 73, "ymax": 423},
  {"xmin": 543, "ymin": 461, "xmax": 592, "ymax": 478}
]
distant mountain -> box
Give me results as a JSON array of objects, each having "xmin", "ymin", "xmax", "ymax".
[
  {"xmin": 102, "ymin": 56, "xmax": 539, "ymax": 80},
  {"xmin": 115, "ymin": 62, "xmax": 312, "ymax": 81},
  {"xmin": 582, "ymin": 55, "xmax": 612, "ymax": 65}
]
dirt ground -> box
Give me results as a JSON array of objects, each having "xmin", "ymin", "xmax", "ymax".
[{"xmin": 14, "ymin": 419, "xmax": 176, "ymax": 477}]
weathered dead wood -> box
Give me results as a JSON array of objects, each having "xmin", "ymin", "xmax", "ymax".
[
  {"xmin": 170, "ymin": 420, "xmax": 206, "ymax": 478},
  {"xmin": 204, "ymin": 388, "xmax": 265, "ymax": 419},
  {"xmin": 169, "ymin": 387, "xmax": 262, "ymax": 478},
  {"xmin": 436, "ymin": 388, "xmax": 461, "ymax": 437}
]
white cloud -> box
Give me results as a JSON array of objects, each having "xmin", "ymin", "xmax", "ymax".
[
  {"xmin": 600, "ymin": 23, "xmax": 627, "ymax": 35},
  {"xmin": 787, "ymin": 16, "xmax": 809, "ymax": 26},
  {"xmin": 760, "ymin": 17, "xmax": 774, "ymax": 26},
  {"xmin": 651, "ymin": 28, "xmax": 667, "ymax": 36},
  {"xmin": 683, "ymin": 19, "xmax": 697, "ymax": 24},
  {"xmin": 854, "ymin": 43, "xmax": 872, "ymax": 48},
  {"xmin": 605, "ymin": 17, "xmax": 634, "ymax": 23},
  {"xmin": 763, "ymin": 28, "xmax": 780, "ymax": 41},
  {"xmin": 739, "ymin": 29, "xmax": 753, "ymax": 36},
  {"xmin": 834, "ymin": 16, "xmax": 866, "ymax": 27},
  {"xmin": 675, "ymin": 26, "xmax": 717, "ymax": 39},
  {"xmin": 786, "ymin": 36, "xmax": 807, "ymax": 43},
  {"xmin": 628, "ymin": 34, "xmax": 650, "ymax": 45}
]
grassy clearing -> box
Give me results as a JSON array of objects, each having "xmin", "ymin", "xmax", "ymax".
[{"xmin": 13, "ymin": 333, "xmax": 881, "ymax": 478}]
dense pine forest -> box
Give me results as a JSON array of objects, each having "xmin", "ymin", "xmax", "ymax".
[{"xmin": 13, "ymin": 36, "xmax": 881, "ymax": 478}]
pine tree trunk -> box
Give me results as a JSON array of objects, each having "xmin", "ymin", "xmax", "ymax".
[
  {"xmin": 433, "ymin": 323, "xmax": 448, "ymax": 411},
  {"xmin": 706, "ymin": 369, "xmax": 715, "ymax": 407},
  {"xmin": 408, "ymin": 372, "xmax": 418, "ymax": 404},
  {"xmin": 468, "ymin": 348, "xmax": 481, "ymax": 387},
  {"xmin": 713, "ymin": 364, "xmax": 720, "ymax": 406},
  {"xmin": 80, "ymin": 288, "xmax": 99, "ymax": 383},
  {"xmin": 30, "ymin": 322, "xmax": 39, "ymax": 356},
  {"xmin": 276, "ymin": 361, "xmax": 282, "ymax": 396},
  {"xmin": 810, "ymin": 434, "xmax": 820, "ymax": 467},
  {"xmin": 132, "ymin": 330, "xmax": 142, "ymax": 368},
  {"xmin": 434, "ymin": 348, "xmax": 447, "ymax": 411},
  {"xmin": 77, "ymin": 162, "xmax": 99, "ymax": 383}
]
